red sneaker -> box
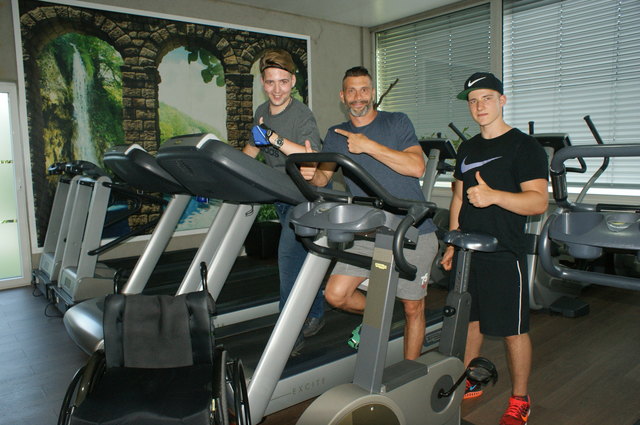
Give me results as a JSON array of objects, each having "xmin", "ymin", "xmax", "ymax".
[
  {"xmin": 463, "ymin": 379, "xmax": 483, "ymax": 400},
  {"xmin": 499, "ymin": 395, "xmax": 531, "ymax": 425}
]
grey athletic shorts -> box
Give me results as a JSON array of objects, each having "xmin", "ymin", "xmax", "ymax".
[{"xmin": 331, "ymin": 232, "xmax": 438, "ymax": 300}]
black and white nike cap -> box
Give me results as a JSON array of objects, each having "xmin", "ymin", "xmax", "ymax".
[{"xmin": 456, "ymin": 72, "xmax": 504, "ymax": 100}]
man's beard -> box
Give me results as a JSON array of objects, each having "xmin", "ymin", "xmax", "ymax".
[{"xmin": 349, "ymin": 101, "xmax": 371, "ymax": 117}]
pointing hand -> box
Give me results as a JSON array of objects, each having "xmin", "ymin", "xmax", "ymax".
[{"xmin": 334, "ymin": 128, "xmax": 373, "ymax": 154}]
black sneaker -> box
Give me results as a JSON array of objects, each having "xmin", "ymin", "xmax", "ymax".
[
  {"xmin": 302, "ymin": 317, "xmax": 325, "ymax": 338},
  {"xmin": 464, "ymin": 379, "xmax": 483, "ymax": 400},
  {"xmin": 291, "ymin": 332, "xmax": 305, "ymax": 357}
]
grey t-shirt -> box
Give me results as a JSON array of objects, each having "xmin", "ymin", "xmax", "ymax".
[
  {"xmin": 322, "ymin": 111, "xmax": 436, "ymax": 234},
  {"xmin": 249, "ymin": 98, "xmax": 322, "ymax": 173}
]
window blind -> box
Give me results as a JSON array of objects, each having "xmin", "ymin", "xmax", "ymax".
[
  {"xmin": 504, "ymin": 0, "xmax": 640, "ymax": 189},
  {"xmin": 375, "ymin": 4, "xmax": 492, "ymax": 143}
]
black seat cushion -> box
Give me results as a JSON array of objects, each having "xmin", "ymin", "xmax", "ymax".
[
  {"xmin": 103, "ymin": 291, "xmax": 215, "ymax": 368},
  {"xmin": 70, "ymin": 364, "xmax": 212, "ymax": 425},
  {"xmin": 124, "ymin": 294, "xmax": 192, "ymax": 367}
]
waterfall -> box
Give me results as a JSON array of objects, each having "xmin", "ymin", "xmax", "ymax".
[{"xmin": 71, "ymin": 45, "xmax": 99, "ymax": 165}]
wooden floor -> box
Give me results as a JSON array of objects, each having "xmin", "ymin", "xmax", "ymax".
[{"xmin": 1, "ymin": 283, "xmax": 639, "ymax": 425}]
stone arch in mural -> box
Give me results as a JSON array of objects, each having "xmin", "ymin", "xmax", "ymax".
[{"xmin": 19, "ymin": 5, "xmax": 131, "ymax": 245}]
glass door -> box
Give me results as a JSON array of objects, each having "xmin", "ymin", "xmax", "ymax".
[{"xmin": 0, "ymin": 82, "xmax": 31, "ymax": 289}]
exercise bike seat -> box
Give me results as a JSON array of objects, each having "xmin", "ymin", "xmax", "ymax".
[
  {"xmin": 292, "ymin": 201, "xmax": 389, "ymax": 243},
  {"xmin": 443, "ymin": 230, "xmax": 499, "ymax": 253}
]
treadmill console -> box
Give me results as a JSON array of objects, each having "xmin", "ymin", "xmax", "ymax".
[
  {"xmin": 418, "ymin": 138, "xmax": 457, "ymax": 160},
  {"xmin": 156, "ymin": 133, "xmax": 305, "ymax": 205},
  {"xmin": 532, "ymin": 133, "xmax": 571, "ymax": 153}
]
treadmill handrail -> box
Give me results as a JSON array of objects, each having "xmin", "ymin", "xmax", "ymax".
[
  {"xmin": 448, "ymin": 122, "xmax": 468, "ymax": 144},
  {"xmin": 65, "ymin": 160, "xmax": 109, "ymax": 179},
  {"xmin": 285, "ymin": 152, "xmax": 436, "ymax": 213}
]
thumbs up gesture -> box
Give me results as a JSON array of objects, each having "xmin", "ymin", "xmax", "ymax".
[
  {"xmin": 466, "ymin": 171, "xmax": 495, "ymax": 208},
  {"xmin": 475, "ymin": 171, "xmax": 487, "ymax": 186},
  {"xmin": 299, "ymin": 140, "xmax": 318, "ymax": 181}
]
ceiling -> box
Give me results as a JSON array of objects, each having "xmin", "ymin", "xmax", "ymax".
[{"xmin": 220, "ymin": 0, "xmax": 461, "ymax": 28}]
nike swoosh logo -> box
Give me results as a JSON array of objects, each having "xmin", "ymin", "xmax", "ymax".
[
  {"xmin": 467, "ymin": 76, "xmax": 486, "ymax": 87},
  {"xmin": 460, "ymin": 156, "xmax": 501, "ymax": 173}
]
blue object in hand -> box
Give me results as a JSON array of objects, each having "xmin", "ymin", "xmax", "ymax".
[{"xmin": 252, "ymin": 123, "xmax": 272, "ymax": 146}]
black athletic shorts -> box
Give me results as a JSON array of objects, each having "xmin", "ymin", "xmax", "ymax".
[{"xmin": 453, "ymin": 251, "xmax": 529, "ymax": 337}]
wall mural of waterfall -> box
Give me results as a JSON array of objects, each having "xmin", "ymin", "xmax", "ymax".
[
  {"xmin": 15, "ymin": 0, "xmax": 309, "ymax": 248},
  {"xmin": 70, "ymin": 44, "xmax": 99, "ymax": 166},
  {"xmin": 37, "ymin": 32, "xmax": 124, "ymax": 175}
]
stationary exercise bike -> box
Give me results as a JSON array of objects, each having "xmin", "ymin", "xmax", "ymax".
[{"xmin": 285, "ymin": 152, "xmax": 498, "ymax": 425}]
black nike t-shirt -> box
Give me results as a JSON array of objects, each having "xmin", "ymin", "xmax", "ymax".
[{"xmin": 453, "ymin": 128, "xmax": 548, "ymax": 255}]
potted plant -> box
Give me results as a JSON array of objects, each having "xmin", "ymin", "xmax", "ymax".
[{"xmin": 244, "ymin": 203, "xmax": 281, "ymax": 259}]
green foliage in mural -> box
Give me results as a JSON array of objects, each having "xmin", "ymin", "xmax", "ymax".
[
  {"xmin": 186, "ymin": 47, "xmax": 226, "ymax": 86},
  {"xmin": 39, "ymin": 39, "xmax": 75, "ymax": 165},
  {"xmin": 292, "ymin": 68, "xmax": 305, "ymax": 102}
]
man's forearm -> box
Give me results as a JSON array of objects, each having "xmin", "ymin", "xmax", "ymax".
[
  {"xmin": 491, "ymin": 189, "xmax": 548, "ymax": 216},
  {"xmin": 367, "ymin": 144, "xmax": 425, "ymax": 178},
  {"xmin": 448, "ymin": 198, "xmax": 461, "ymax": 230},
  {"xmin": 448, "ymin": 181, "xmax": 463, "ymax": 230},
  {"xmin": 306, "ymin": 168, "xmax": 332, "ymax": 187}
]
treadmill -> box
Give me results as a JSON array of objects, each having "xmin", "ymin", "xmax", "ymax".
[
  {"xmin": 63, "ymin": 144, "xmax": 280, "ymax": 353},
  {"xmin": 50, "ymin": 158, "xmax": 177, "ymax": 312},
  {"xmin": 33, "ymin": 161, "xmax": 108, "ymax": 300},
  {"xmin": 156, "ymin": 134, "xmax": 444, "ymax": 421}
]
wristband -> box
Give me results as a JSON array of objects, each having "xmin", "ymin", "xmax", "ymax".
[{"xmin": 251, "ymin": 123, "xmax": 274, "ymax": 147}]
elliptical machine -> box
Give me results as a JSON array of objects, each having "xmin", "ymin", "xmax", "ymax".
[
  {"xmin": 538, "ymin": 137, "xmax": 640, "ymax": 291},
  {"xmin": 285, "ymin": 152, "xmax": 498, "ymax": 425},
  {"xmin": 529, "ymin": 116, "xmax": 616, "ymax": 317}
]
